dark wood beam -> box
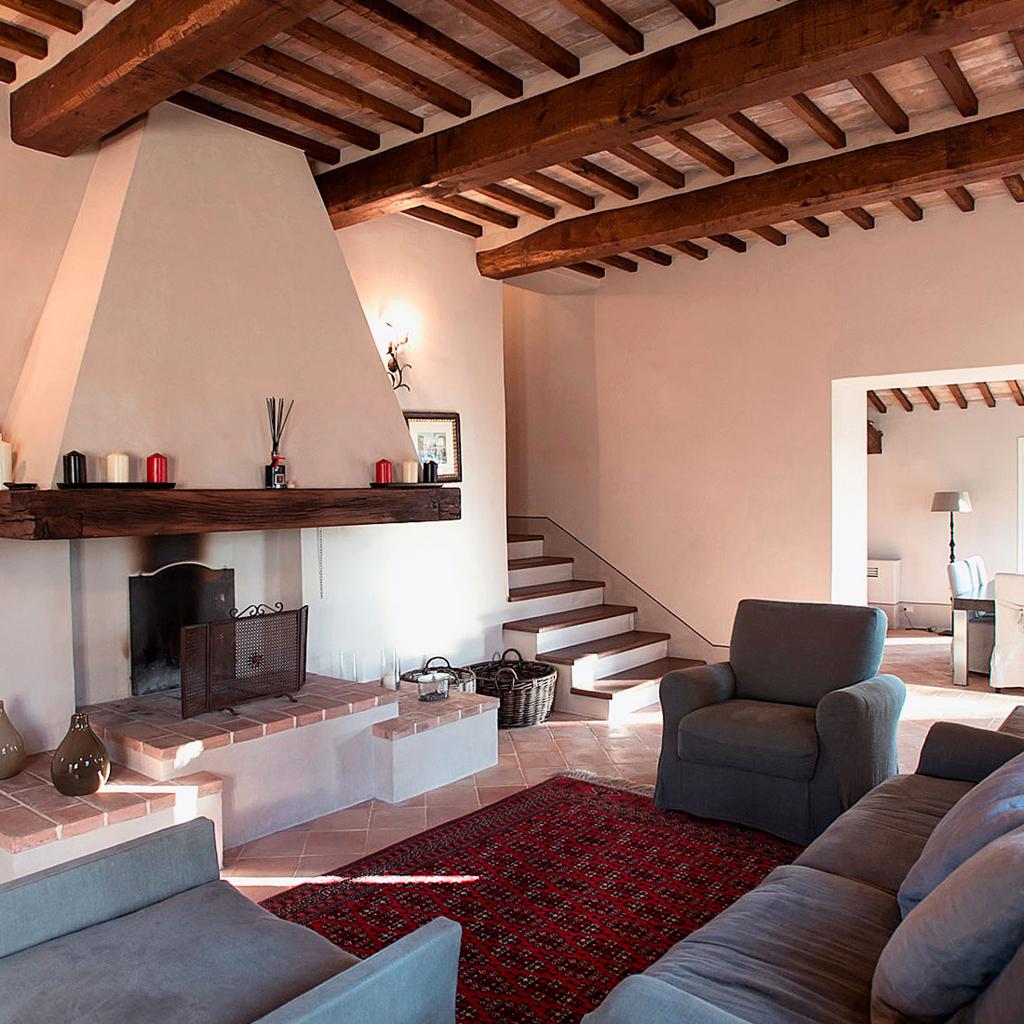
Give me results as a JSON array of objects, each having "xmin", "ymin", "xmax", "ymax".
[
  {"xmin": 168, "ymin": 92, "xmax": 340, "ymax": 163},
  {"xmin": 751, "ymin": 224, "xmax": 787, "ymax": 246},
  {"xmin": 710, "ymin": 233, "xmax": 747, "ymax": 253},
  {"xmin": 404, "ymin": 206, "xmax": 483, "ymax": 237},
  {"xmin": 201, "ymin": 70, "xmax": 380, "ymax": 150},
  {"xmin": 781, "ymin": 93, "xmax": 846, "ymax": 150},
  {"xmin": 892, "ymin": 196, "xmax": 924, "ymax": 221},
  {"xmin": 670, "ymin": 240, "xmax": 709, "ymax": 260},
  {"xmin": 0, "ymin": 18, "xmax": 46, "ymax": 57},
  {"xmin": 319, "ymin": 0, "xmax": 1024, "ymax": 225},
  {"xmin": 850, "ymin": 73, "xmax": 910, "ymax": 133},
  {"xmin": 568, "ymin": 262, "xmax": 605, "ymax": 279},
  {"xmin": 631, "ymin": 247, "xmax": 672, "ymax": 265},
  {"xmin": 892, "ymin": 387, "xmax": 914, "ymax": 412},
  {"xmin": 1003, "ymin": 174, "xmax": 1024, "ymax": 202},
  {"xmin": 290, "ymin": 18, "xmax": 471, "ymax": 117},
  {"xmin": 1008, "ymin": 380, "xmax": 1024, "ymax": 405},
  {"xmin": 0, "ymin": 0, "xmax": 80, "ymax": 34},
  {"xmin": 868, "ymin": 421, "xmax": 883, "ymax": 455},
  {"xmin": 600, "ymin": 254, "xmax": 639, "ymax": 272},
  {"xmin": 443, "ymin": 0, "xmax": 579, "ymax": 77},
  {"xmin": 10, "ymin": 0, "xmax": 327, "ymax": 156},
  {"xmin": 948, "ymin": 383, "xmax": 969, "ymax": 409},
  {"xmin": 476, "ymin": 108, "xmax": 1024, "ymax": 278},
  {"xmin": 0, "ymin": 55, "xmax": 14, "ymax": 84},
  {"xmin": 562, "ymin": 158, "xmax": 639, "ymax": 199},
  {"xmin": 665, "ymin": 129, "xmax": 734, "ymax": 176},
  {"xmin": 240, "ymin": 46, "xmax": 422, "ymax": 133},
  {"xmin": 867, "ymin": 390, "xmax": 888, "ymax": 414},
  {"xmin": 842, "ymin": 206, "xmax": 876, "ymax": 230},
  {"xmin": 668, "ymin": 0, "xmax": 716, "ymax": 30},
  {"xmin": 946, "ymin": 185, "xmax": 976, "ymax": 211},
  {"xmin": 796, "ymin": 216, "xmax": 830, "ymax": 237},
  {"xmin": 925, "ymin": 49, "xmax": 979, "ymax": 116},
  {"xmin": 477, "ymin": 184, "xmax": 556, "ymax": 219},
  {"xmin": 719, "ymin": 112, "xmax": 788, "ymax": 164},
  {"xmin": 557, "ymin": 0, "xmax": 643, "ymax": 54},
  {"xmin": 609, "ymin": 144, "xmax": 686, "ymax": 188},
  {"xmin": 1012, "ymin": 28, "xmax": 1024, "ymax": 65},
  {"xmin": 514, "ymin": 171, "xmax": 595, "ymax": 210},
  {"xmin": 438, "ymin": 195, "xmax": 517, "ymax": 227},
  {"xmin": 977, "ymin": 381, "xmax": 997, "ymax": 407},
  {"xmin": 919, "ymin": 385, "xmax": 941, "ymax": 410},
  {"xmin": 337, "ymin": 0, "xmax": 522, "ymax": 98}
]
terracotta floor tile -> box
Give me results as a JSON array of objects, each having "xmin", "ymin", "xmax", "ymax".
[
  {"xmin": 240, "ymin": 830, "xmax": 310, "ymax": 858},
  {"xmin": 234, "ymin": 884, "xmax": 291, "ymax": 902},
  {"xmin": 424, "ymin": 785, "xmax": 480, "ymax": 809},
  {"xmin": 368, "ymin": 806, "xmax": 427, "ymax": 829},
  {"xmin": 226, "ymin": 856, "xmax": 301, "ymax": 879},
  {"xmin": 364, "ymin": 827, "xmax": 420, "ymax": 854},
  {"xmin": 476, "ymin": 785, "xmax": 526, "ymax": 805},
  {"xmin": 302, "ymin": 830, "xmax": 368, "ymax": 857},
  {"xmin": 307, "ymin": 805, "xmax": 373, "ymax": 830},
  {"xmin": 516, "ymin": 750, "xmax": 567, "ymax": 768}
]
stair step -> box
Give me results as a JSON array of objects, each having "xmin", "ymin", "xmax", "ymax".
[
  {"xmin": 507, "ymin": 532, "xmax": 544, "ymax": 543},
  {"xmin": 508, "ymin": 580, "xmax": 605, "ymax": 603},
  {"xmin": 544, "ymin": 630, "xmax": 671, "ymax": 666},
  {"xmin": 572, "ymin": 658, "xmax": 704, "ymax": 699},
  {"xmin": 508, "ymin": 555, "xmax": 573, "ymax": 571},
  {"xmin": 503, "ymin": 604, "xmax": 637, "ymax": 634}
]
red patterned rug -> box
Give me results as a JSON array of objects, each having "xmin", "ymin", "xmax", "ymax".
[{"xmin": 262, "ymin": 774, "xmax": 801, "ymax": 1023}]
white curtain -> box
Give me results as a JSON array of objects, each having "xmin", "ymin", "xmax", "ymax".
[{"xmin": 991, "ymin": 573, "xmax": 1024, "ymax": 689}]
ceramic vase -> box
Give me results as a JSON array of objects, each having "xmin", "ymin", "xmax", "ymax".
[
  {"xmin": 0, "ymin": 700, "xmax": 26, "ymax": 780},
  {"xmin": 51, "ymin": 713, "xmax": 110, "ymax": 796}
]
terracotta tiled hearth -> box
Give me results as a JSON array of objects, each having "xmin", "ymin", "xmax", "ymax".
[
  {"xmin": 0, "ymin": 754, "xmax": 221, "ymax": 855},
  {"xmin": 372, "ymin": 690, "xmax": 500, "ymax": 741}
]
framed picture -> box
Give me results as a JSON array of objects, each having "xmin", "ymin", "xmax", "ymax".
[{"xmin": 404, "ymin": 411, "xmax": 462, "ymax": 482}]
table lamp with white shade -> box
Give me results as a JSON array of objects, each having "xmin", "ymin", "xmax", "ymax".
[{"xmin": 931, "ymin": 491, "xmax": 972, "ymax": 563}]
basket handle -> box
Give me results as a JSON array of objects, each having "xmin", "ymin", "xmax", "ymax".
[
  {"xmin": 499, "ymin": 648, "xmax": 524, "ymax": 665},
  {"xmin": 493, "ymin": 667, "xmax": 520, "ymax": 692},
  {"xmin": 423, "ymin": 656, "xmax": 453, "ymax": 671}
]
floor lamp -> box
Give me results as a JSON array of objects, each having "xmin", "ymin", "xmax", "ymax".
[{"xmin": 931, "ymin": 491, "xmax": 972, "ymax": 563}]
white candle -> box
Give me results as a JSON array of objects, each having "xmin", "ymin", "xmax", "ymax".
[
  {"xmin": 399, "ymin": 459, "xmax": 420, "ymax": 484},
  {"xmin": 0, "ymin": 435, "xmax": 12, "ymax": 487},
  {"xmin": 106, "ymin": 452, "xmax": 130, "ymax": 483}
]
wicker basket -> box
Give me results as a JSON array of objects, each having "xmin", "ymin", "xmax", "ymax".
[
  {"xmin": 468, "ymin": 649, "xmax": 557, "ymax": 728},
  {"xmin": 400, "ymin": 656, "xmax": 477, "ymax": 694}
]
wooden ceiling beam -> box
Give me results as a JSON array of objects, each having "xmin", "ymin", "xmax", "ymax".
[
  {"xmin": 600, "ymin": 254, "xmax": 639, "ymax": 272},
  {"xmin": 867, "ymin": 390, "xmax": 888, "ymax": 414},
  {"xmin": 891, "ymin": 388, "xmax": 914, "ymax": 412},
  {"xmin": 10, "ymin": 0, "xmax": 328, "ymax": 156},
  {"xmin": 476, "ymin": 184, "xmax": 555, "ymax": 219},
  {"xmin": 337, "ymin": 0, "xmax": 522, "ymax": 98},
  {"xmin": 0, "ymin": 18, "xmax": 46, "ymax": 57},
  {"xmin": 665, "ymin": 129, "xmax": 734, "ymax": 177},
  {"xmin": 668, "ymin": 0, "xmax": 716, "ymax": 30},
  {"xmin": 0, "ymin": 0, "xmax": 81, "ymax": 34},
  {"xmin": 476, "ymin": 107, "xmax": 1024, "ymax": 278},
  {"xmin": 919, "ymin": 385, "xmax": 941, "ymax": 410},
  {"xmin": 562, "ymin": 158, "xmax": 639, "ymax": 199},
  {"xmin": 442, "ymin": 0, "xmax": 579, "ymax": 77},
  {"xmin": 1008, "ymin": 380, "xmax": 1024, "ymax": 405},
  {"xmin": 842, "ymin": 206, "xmax": 876, "ymax": 230},
  {"xmin": 948, "ymin": 383, "xmax": 969, "ymax": 409},
  {"xmin": 568, "ymin": 262, "xmax": 606, "ymax": 279},
  {"xmin": 780, "ymin": 93, "xmax": 846, "ymax": 150},
  {"xmin": 710, "ymin": 233, "xmax": 747, "ymax": 253},
  {"xmin": 201, "ymin": 69, "xmax": 380, "ymax": 150},
  {"xmin": 437, "ymin": 195, "xmax": 518, "ymax": 227},
  {"xmin": 240, "ymin": 45, "xmax": 422, "ymax": 134},
  {"xmin": 868, "ymin": 421, "xmax": 883, "ymax": 455},
  {"xmin": 320, "ymin": 0, "xmax": 1024, "ymax": 225},
  {"xmin": 719, "ymin": 112, "xmax": 788, "ymax": 164},
  {"xmin": 1003, "ymin": 174, "xmax": 1024, "ymax": 202},
  {"xmin": 796, "ymin": 216, "xmax": 830, "ymax": 237},
  {"xmin": 892, "ymin": 196, "xmax": 924, "ymax": 221},
  {"xmin": 609, "ymin": 144, "xmax": 686, "ymax": 189},
  {"xmin": 404, "ymin": 205, "xmax": 483, "ymax": 237},
  {"xmin": 1, "ymin": 55, "xmax": 16, "ymax": 83},
  {"xmin": 168, "ymin": 92, "xmax": 340, "ymax": 164},
  {"xmin": 290, "ymin": 19, "xmax": 471, "ymax": 118},
  {"xmin": 751, "ymin": 224, "xmax": 787, "ymax": 246},
  {"xmin": 557, "ymin": 0, "xmax": 643, "ymax": 55},
  {"xmin": 977, "ymin": 381, "xmax": 997, "ymax": 407},
  {"xmin": 850, "ymin": 73, "xmax": 910, "ymax": 134},
  {"xmin": 514, "ymin": 171, "xmax": 595, "ymax": 210},
  {"xmin": 669, "ymin": 239, "xmax": 709, "ymax": 260},
  {"xmin": 1012, "ymin": 28, "xmax": 1024, "ymax": 65},
  {"xmin": 925, "ymin": 49, "xmax": 979, "ymax": 116},
  {"xmin": 946, "ymin": 185, "xmax": 976, "ymax": 211},
  {"xmin": 631, "ymin": 247, "xmax": 672, "ymax": 265}
]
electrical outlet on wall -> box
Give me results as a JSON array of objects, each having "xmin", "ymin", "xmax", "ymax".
[{"xmin": 903, "ymin": 605, "xmax": 914, "ymax": 614}]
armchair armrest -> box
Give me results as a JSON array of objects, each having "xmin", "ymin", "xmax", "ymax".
[
  {"xmin": 658, "ymin": 663, "xmax": 736, "ymax": 765},
  {"xmin": 582, "ymin": 975, "xmax": 747, "ymax": 1024},
  {"xmin": 916, "ymin": 722, "xmax": 1024, "ymax": 783},
  {"xmin": 816, "ymin": 674, "xmax": 906, "ymax": 806},
  {"xmin": 255, "ymin": 917, "xmax": 462, "ymax": 1024}
]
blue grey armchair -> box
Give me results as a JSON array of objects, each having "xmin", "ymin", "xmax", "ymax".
[{"xmin": 655, "ymin": 600, "xmax": 905, "ymax": 844}]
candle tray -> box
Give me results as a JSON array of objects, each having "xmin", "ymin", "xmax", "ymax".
[
  {"xmin": 56, "ymin": 482, "xmax": 177, "ymax": 490},
  {"xmin": 368, "ymin": 482, "xmax": 443, "ymax": 489}
]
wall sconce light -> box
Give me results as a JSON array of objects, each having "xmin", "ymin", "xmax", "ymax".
[{"xmin": 383, "ymin": 321, "xmax": 411, "ymax": 392}]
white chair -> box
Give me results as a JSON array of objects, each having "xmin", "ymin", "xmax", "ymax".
[
  {"xmin": 991, "ymin": 573, "xmax": 1024, "ymax": 690},
  {"xmin": 966, "ymin": 555, "xmax": 988, "ymax": 592},
  {"xmin": 947, "ymin": 560, "xmax": 994, "ymax": 675}
]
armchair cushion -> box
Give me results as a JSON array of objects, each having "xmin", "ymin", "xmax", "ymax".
[
  {"xmin": 730, "ymin": 600, "xmax": 886, "ymax": 707},
  {"xmin": 678, "ymin": 700, "xmax": 818, "ymax": 781}
]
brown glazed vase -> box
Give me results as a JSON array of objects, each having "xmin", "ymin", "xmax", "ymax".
[
  {"xmin": 51, "ymin": 713, "xmax": 110, "ymax": 796},
  {"xmin": 0, "ymin": 700, "xmax": 27, "ymax": 780}
]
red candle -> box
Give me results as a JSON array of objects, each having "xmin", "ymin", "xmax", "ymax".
[
  {"xmin": 374, "ymin": 459, "xmax": 392, "ymax": 484},
  {"xmin": 147, "ymin": 453, "xmax": 168, "ymax": 483}
]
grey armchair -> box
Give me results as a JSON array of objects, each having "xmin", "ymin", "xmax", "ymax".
[{"xmin": 655, "ymin": 599, "xmax": 905, "ymax": 844}]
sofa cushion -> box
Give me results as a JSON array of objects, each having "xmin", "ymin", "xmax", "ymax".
[
  {"xmin": 679, "ymin": 699, "xmax": 818, "ymax": 781},
  {"xmin": 872, "ymin": 825, "xmax": 1024, "ymax": 1024},
  {"xmin": 645, "ymin": 864, "xmax": 899, "ymax": 1024},
  {"xmin": 0, "ymin": 880, "xmax": 358, "ymax": 1024},
  {"xmin": 898, "ymin": 751, "xmax": 1024, "ymax": 916},
  {"xmin": 796, "ymin": 774, "xmax": 972, "ymax": 894}
]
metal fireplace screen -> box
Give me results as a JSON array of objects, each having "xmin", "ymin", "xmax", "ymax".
[{"xmin": 180, "ymin": 604, "xmax": 308, "ymax": 719}]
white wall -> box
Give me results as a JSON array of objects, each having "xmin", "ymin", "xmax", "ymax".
[
  {"xmin": 505, "ymin": 200, "xmax": 1024, "ymax": 646},
  {"xmin": 868, "ymin": 400, "xmax": 1024, "ymax": 628}
]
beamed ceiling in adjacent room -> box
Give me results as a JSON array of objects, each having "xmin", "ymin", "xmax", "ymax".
[{"xmin": 3, "ymin": 0, "xmax": 1024, "ymax": 281}]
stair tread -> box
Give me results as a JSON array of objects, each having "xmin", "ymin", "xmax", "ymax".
[
  {"xmin": 507, "ymin": 533, "xmax": 544, "ymax": 543},
  {"xmin": 503, "ymin": 604, "xmax": 637, "ymax": 634},
  {"xmin": 572, "ymin": 658, "xmax": 705, "ymax": 699},
  {"xmin": 544, "ymin": 630, "xmax": 671, "ymax": 665},
  {"xmin": 508, "ymin": 555, "xmax": 573, "ymax": 570},
  {"xmin": 508, "ymin": 580, "xmax": 605, "ymax": 602}
]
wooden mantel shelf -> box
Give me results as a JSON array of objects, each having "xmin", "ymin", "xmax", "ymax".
[{"xmin": 0, "ymin": 487, "xmax": 461, "ymax": 540}]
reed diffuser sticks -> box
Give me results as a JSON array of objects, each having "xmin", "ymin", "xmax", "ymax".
[{"xmin": 265, "ymin": 397, "xmax": 294, "ymax": 489}]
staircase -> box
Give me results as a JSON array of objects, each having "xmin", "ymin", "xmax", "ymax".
[{"xmin": 504, "ymin": 529, "xmax": 703, "ymax": 721}]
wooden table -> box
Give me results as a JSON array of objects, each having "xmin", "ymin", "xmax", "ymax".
[{"xmin": 952, "ymin": 580, "xmax": 995, "ymax": 686}]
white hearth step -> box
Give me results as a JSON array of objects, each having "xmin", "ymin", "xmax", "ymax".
[
  {"xmin": 503, "ymin": 604, "xmax": 638, "ymax": 657},
  {"xmin": 508, "ymin": 555, "xmax": 574, "ymax": 587},
  {"xmin": 571, "ymin": 657, "xmax": 704, "ymax": 715}
]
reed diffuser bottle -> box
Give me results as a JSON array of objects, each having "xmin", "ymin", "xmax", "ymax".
[{"xmin": 265, "ymin": 397, "xmax": 294, "ymax": 489}]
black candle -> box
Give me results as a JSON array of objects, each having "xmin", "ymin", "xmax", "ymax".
[
  {"xmin": 423, "ymin": 460, "xmax": 438, "ymax": 483},
  {"xmin": 63, "ymin": 451, "xmax": 87, "ymax": 485}
]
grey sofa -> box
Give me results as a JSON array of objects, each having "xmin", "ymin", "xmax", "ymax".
[
  {"xmin": 587, "ymin": 721, "xmax": 1024, "ymax": 1024},
  {"xmin": 656, "ymin": 599, "xmax": 904, "ymax": 844},
  {"xmin": 0, "ymin": 818, "xmax": 461, "ymax": 1024}
]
